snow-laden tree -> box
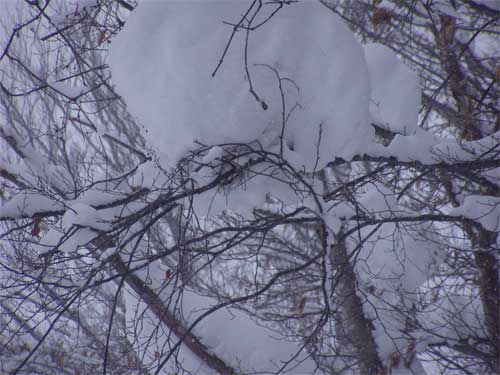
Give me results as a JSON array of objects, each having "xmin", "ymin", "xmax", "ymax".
[
  {"xmin": 0, "ymin": 1, "xmax": 498, "ymax": 374},
  {"xmin": 321, "ymin": 1, "xmax": 499, "ymax": 373}
]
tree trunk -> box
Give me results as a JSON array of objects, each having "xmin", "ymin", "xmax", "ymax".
[
  {"xmin": 473, "ymin": 229, "xmax": 499, "ymax": 373},
  {"xmin": 330, "ymin": 240, "xmax": 385, "ymax": 374}
]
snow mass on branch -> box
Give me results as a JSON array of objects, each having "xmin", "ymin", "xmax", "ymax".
[
  {"xmin": 109, "ymin": 1, "xmax": 377, "ymax": 170},
  {"xmin": 105, "ymin": 2, "xmax": 430, "ymax": 372}
]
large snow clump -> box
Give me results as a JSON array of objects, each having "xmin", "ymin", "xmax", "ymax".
[
  {"xmin": 109, "ymin": 1, "xmax": 373, "ymax": 169},
  {"xmin": 364, "ymin": 43, "xmax": 421, "ymax": 135}
]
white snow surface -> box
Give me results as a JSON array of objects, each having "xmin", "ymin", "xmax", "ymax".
[
  {"xmin": 191, "ymin": 151, "xmax": 305, "ymax": 217},
  {"xmin": 417, "ymin": 278, "xmax": 486, "ymax": 344},
  {"xmin": 364, "ymin": 44, "xmax": 421, "ymax": 135},
  {"xmin": 123, "ymin": 285, "xmax": 214, "ymax": 375},
  {"xmin": 61, "ymin": 202, "xmax": 110, "ymax": 231},
  {"xmin": 368, "ymin": 129, "xmax": 499, "ymax": 170},
  {"xmin": 132, "ymin": 259, "xmax": 319, "ymax": 374},
  {"xmin": 109, "ymin": 0, "xmax": 372, "ymax": 170},
  {"xmin": 181, "ymin": 290, "xmax": 317, "ymax": 374},
  {"xmin": 49, "ymin": 80, "xmax": 85, "ymax": 99},
  {"xmin": 0, "ymin": 191, "xmax": 64, "ymax": 219},
  {"xmin": 449, "ymin": 195, "xmax": 500, "ymax": 232},
  {"xmin": 38, "ymin": 226, "xmax": 97, "ymax": 254},
  {"xmin": 354, "ymin": 220, "xmax": 444, "ymax": 361}
]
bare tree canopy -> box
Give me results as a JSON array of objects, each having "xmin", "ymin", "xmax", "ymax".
[{"xmin": 0, "ymin": 1, "xmax": 498, "ymax": 374}]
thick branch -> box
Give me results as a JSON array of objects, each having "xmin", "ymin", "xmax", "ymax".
[
  {"xmin": 110, "ymin": 254, "xmax": 238, "ymax": 375},
  {"xmin": 330, "ymin": 239, "xmax": 384, "ymax": 374}
]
